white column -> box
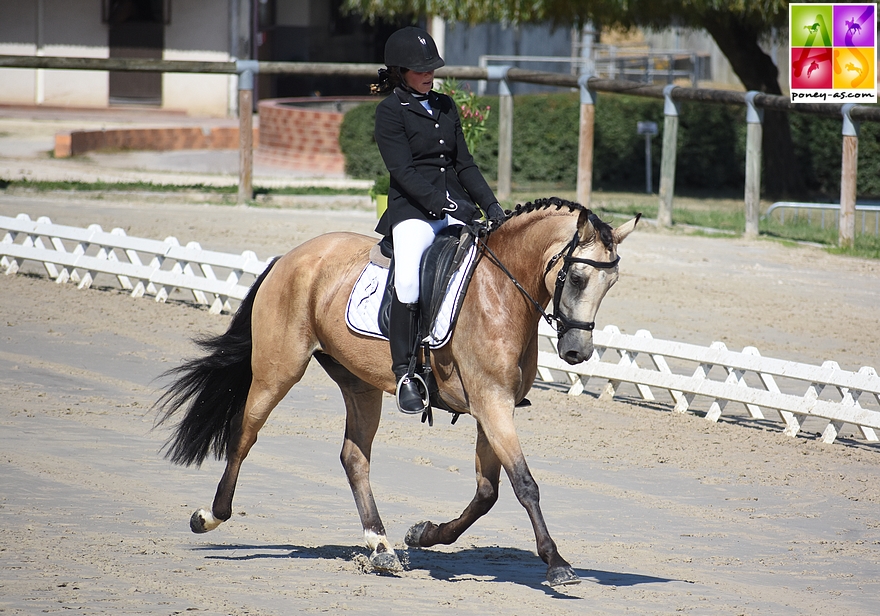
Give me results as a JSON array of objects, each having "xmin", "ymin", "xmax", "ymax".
[
  {"xmin": 430, "ymin": 16, "xmax": 446, "ymax": 60},
  {"xmin": 35, "ymin": 0, "xmax": 45, "ymax": 105}
]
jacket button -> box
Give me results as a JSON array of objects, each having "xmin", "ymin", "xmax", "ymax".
[
  {"xmin": 440, "ymin": 167, "xmax": 446, "ymax": 172},
  {"xmin": 434, "ymin": 123, "xmax": 440, "ymax": 128},
  {"xmin": 439, "ymin": 139, "xmax": 445, "ymax": 144}
]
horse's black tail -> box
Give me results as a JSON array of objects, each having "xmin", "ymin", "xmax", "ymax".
[{"xmin": 154, "ymin": 257, "xmax": 280, "ymax": 467}]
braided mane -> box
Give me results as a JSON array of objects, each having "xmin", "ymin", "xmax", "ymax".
[{"xmin": 491, "ymin": 196, "xmax": 615, "ymax": 251}]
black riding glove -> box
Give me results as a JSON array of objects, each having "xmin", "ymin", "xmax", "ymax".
[
  {"xmin": 437, "ymin": 192, "xmax": 477, "ymax": 222},
  {"xmin": 486, "ymin": 202, "xmax": 506, "ymax": 228}
]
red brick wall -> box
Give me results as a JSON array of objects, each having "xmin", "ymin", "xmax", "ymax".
[
  {"xmin": 53, "ymin": 97, "xmax": 368, "ymax": 177},
  {"xmin": 255, "ymin": 98, "xmax": 356, "ymax": 175},
  {"xmin": 55, "ymin": 126, "xmax": 259, "ymax": 158}
]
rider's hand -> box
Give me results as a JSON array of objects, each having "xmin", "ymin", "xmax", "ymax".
[
  {"xmin": 486, "ymin": 202, "xmax": 506, "ymax": 229},
  {"xmin": 439, "ymin": 194, "xmax": 477, "ymax": 222}
]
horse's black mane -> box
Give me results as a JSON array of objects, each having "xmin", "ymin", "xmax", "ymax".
[{"xmin": 491, "ymin": 196, "xmax": 615, "ymax": 251}]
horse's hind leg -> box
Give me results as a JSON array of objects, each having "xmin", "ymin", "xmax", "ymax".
[
  {"xmin": 192, "ymin": 271, "xmax": 314, "ymax": 533},
  {"xmin": 405, "ymin": 422, "xmax": 501, "ymax": 547},
  {"xmin": 190, "ymin": 364, "xmax": 306, "ymax": 533},
  {"xmin": 314, "ymin": 353, "xmax": 401, "ymax": 572}
]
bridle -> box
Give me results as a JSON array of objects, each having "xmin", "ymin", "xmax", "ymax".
[{"xmin": 477, "ymin": 227, "xmax": 619, "ymax": 336}]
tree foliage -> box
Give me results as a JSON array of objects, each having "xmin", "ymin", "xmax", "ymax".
[
  {"xmin": 346, "ymin": 0, "xmax": 809, "ymax": 197},
  {"xmin": 344, "ymin": 1, "xmax": 789, "ymax": 34}
]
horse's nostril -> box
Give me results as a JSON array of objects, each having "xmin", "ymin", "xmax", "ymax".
[{"xmin": 563, "ymin": 350, "xmax": 583, "ymax": 365}]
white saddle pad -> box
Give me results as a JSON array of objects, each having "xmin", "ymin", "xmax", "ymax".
[{"xmin": 345, "ymin": 242, "xmax": 478, "ymax": 349}]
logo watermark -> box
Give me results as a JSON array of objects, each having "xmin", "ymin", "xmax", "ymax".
[{"xmin": 790, "ymin": 3, "xmax": 877, "ymax": 104}]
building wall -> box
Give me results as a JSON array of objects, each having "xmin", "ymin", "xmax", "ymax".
[
  {"xmin": 164, "ymin": 0, "xmax": 235, "ymax": 116},
  {"xmin": 443, "ymin": 21, "xmax": 575, "ymax": 95},
  {"xmin": 0, "ymin": 0, "xmax": 236, "ymax": 115},
  {"xmin": 0, "ymin": 0, "xmax": 108, "ymax": 107}
]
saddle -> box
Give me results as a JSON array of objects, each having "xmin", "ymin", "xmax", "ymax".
[
  {"xmin": 377, "ymin": 224, "xmax": 476, "ymax": 340},
  {"xmin": 345, "ymin": 225, "xmax": 479, "ymax": 425}
]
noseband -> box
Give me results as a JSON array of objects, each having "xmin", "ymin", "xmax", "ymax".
[{"xmin": 478, "ymin": 227, "xmax": 619, "ymax": 336}]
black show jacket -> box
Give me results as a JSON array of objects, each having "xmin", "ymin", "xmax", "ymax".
[{"xmin": 374, "ymin": 87, "xmax": 498, "ymax": 237}]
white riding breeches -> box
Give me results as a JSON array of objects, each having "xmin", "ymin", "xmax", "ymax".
[{"xmin": 391, "ymin": 215, "xmax": 464, "ymax": 304}]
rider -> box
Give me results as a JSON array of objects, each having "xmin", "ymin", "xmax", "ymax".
[{"xmin": 372, "ymin": 26, "xmax": 505, "ymax": 415}]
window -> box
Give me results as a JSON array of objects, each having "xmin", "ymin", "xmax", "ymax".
[{"xmin": 102, "ymin": 0, "xmax": 170, "ymax": 25}]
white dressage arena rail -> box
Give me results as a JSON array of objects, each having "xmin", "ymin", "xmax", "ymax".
[
  {"xmin": 537, "ymin": 322, "xmax": 879, "ymax": 445},
  {"xmin": 3, "ymin": 213, "xmax": 878, "ymax": 446},
  {"xmin": 1, "ymin": 214, "xmax": 269, "ymax": 314}
]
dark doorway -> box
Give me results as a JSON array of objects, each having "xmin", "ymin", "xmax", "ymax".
[{"xmin": 105, "ymin": 0, "xmax": 167, "ymax": 105}]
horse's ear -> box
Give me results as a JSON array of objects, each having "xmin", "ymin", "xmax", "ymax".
[
  {"xmin": 612, "ymin": 213, "xmax": 641, "ymax": 244},
  {"xmin": 576, "ymin": 208, "xmax": 595, "ymax": 241}
]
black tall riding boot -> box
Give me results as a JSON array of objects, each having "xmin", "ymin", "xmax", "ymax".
[{"xmin": 389, "ymin": 297, "xmax": 429, "ymax": 414}]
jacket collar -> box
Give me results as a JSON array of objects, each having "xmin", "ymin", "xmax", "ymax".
[{"xmin": 394, "ymin": 87, "xmax": 440, "ymax": 119}]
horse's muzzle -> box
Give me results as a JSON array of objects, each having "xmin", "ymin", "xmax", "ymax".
[{"xmin": 557, "ymin": 330, "xmax": 594, "ymax": 365}]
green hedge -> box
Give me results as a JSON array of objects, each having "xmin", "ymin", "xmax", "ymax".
[{"xmin": 339, "ymin": 93, "xmax": 880, "ymax": 199}]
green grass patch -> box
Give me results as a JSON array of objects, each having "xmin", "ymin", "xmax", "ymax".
[
  {"xmin": 827, "ymin": 234, "xmax": 880, "ymax": 259},
  {"xmin": 0, "ymin": 178, "xmax": 368, "ymax": 197}
]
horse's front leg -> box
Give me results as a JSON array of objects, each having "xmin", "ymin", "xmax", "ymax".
[
  {"xmin": 474, "ymin": 408, "xmax": 581, "ymax": 586},
  {"xmin": 405, "ymin": 422, "xmax": 502, "ymax": 547}
]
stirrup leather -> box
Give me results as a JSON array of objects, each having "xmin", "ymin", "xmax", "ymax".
[{"xmin": 395, "ymin": 372, "xmax": 430, "ymax": 414}]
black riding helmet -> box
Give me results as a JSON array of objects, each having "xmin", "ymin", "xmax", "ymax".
[{"xmin": 384, "ymin": 26, "xmax": 445, "ymax": 72}]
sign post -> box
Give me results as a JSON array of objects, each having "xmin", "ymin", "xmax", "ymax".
[{"xmin": 637, "ymin": 121, "xmax": 658, "ymax": 194}]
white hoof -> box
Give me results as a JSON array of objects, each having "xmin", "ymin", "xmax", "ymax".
[
  {"xmin": 364, "ymin": 529, "xmax": 402, "ymax": 572},
  {"xmin": 190, "ymin": 508, "xmax": 223, "ymax": 533},
  {"xmin": 370, "ymin": 549, "xmax": 402, "ymax": 572}
]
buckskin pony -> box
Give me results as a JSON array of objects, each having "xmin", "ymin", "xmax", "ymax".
[{"xmin": 156, "ymin": 197, "xmax": 639, "ymax": 587}]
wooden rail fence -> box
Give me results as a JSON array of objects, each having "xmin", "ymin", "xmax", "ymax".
[{"xmin": 2, "ymin": 54, "xmax": 879, "ymax": 244}]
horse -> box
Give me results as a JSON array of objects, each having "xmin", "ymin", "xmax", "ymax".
[
  {"xmin": 845, "ymin": 62, "xmax": 863, "ymax": 77},
  {"xmin": 155, "ymin": 197, "xmax": 640, "ymax": 587},
  {"xmin": 846, "ymin": 18, "xmax": 861, "ymax": 37}
]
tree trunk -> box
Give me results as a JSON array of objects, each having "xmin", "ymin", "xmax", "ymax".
[{"xmin": 703, "ymin": 12, "xmax": 802, "ymax": 199}]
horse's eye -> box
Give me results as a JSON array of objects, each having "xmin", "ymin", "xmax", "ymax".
[{"xmin": 569, "ymin": 272, "xmax": 587, "ymax": 290}]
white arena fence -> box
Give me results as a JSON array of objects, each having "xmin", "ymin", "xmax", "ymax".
[
  {"xmin": 537, "ymin": 322, "xmax": 879, "ymax": 446},
  {"xmin": 3, "ymin": 214, "xmax": 878, "ymax": 446},
  {"xmin": 1, "ymin": 214, "xmax": 269, "ymax": 314}
]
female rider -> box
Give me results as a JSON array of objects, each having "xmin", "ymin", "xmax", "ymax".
[{"xmin": 372, "ymin": 26, "xmax": 505, "ymax": 415}]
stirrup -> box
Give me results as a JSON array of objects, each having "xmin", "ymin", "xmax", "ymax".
[{"xmin": 395, "ymin": 372, "xmax": 430, "ymax": 415}]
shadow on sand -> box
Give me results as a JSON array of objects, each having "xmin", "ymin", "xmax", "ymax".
[{"xmin": 192, "ymin": 542, "xmax": 683, "ymax": 596}]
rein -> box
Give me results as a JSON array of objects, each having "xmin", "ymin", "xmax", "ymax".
[{"xmin": 477, "ymin": 228, "xmax": 619, "ymax": 336}]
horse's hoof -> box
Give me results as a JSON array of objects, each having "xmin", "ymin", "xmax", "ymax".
[
  {"xmin": 546, "ymin": 565, "xmax": 581, "ymax": 587},
  {"xmin": 190, "ymin": 508, "xmax": 221, "ymax": 534},
  {"xmin": 370, "ymin": 550, "xmax": 402, "ymax": 573},
  {"xmin": 404, "ymin": 521, "xmax": 432, "ymax": 547}
]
